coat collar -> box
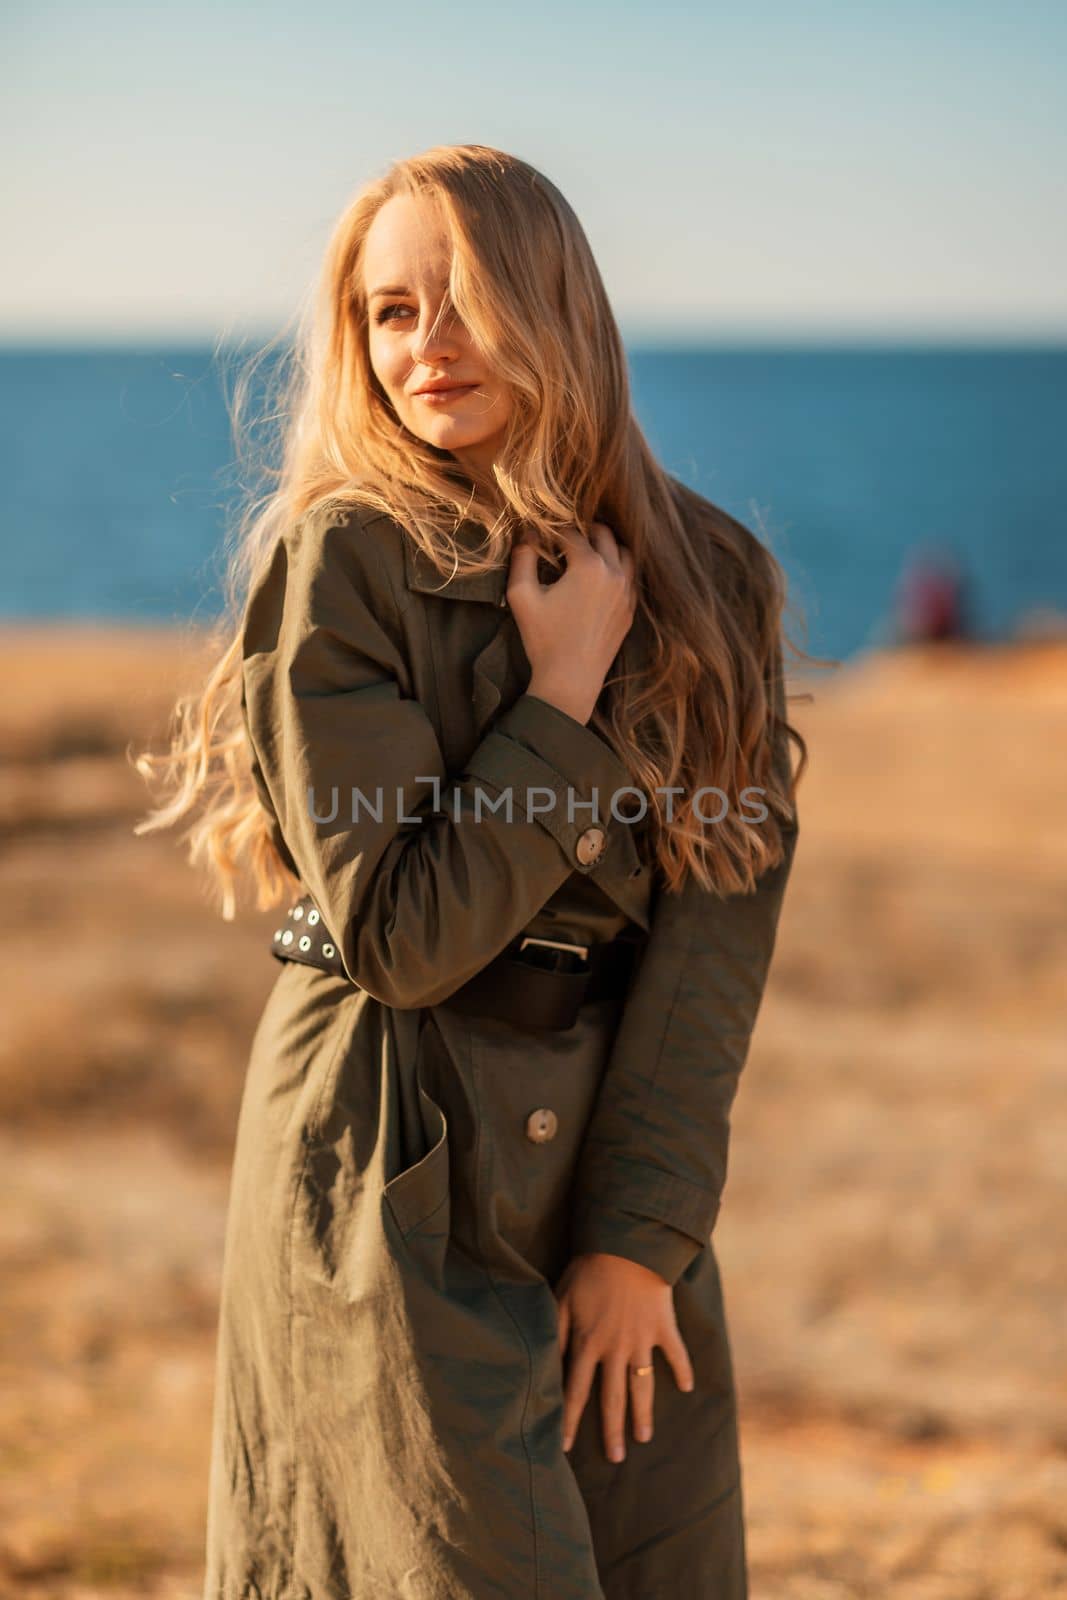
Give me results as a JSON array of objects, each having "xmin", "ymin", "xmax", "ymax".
[{"xmin": 401, "ymin": 520, "xmax": 509, "ymax": 606}]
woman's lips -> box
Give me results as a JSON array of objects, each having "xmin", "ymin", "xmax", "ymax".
[{"xmin": 416, "ymin": 384, "xmax": 477, "ymax": 405}]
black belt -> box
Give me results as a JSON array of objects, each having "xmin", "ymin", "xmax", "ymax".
[{"xmin": 270, "ymin": 894, "xmax": 644, "ymax": 1031}]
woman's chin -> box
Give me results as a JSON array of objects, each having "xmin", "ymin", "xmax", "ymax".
[{"xmin": 413, "ymin": 424, "xmax": 503, "ymax": 475}]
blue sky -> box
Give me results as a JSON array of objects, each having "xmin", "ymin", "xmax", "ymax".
[{"xmin": 3, "ymin": 0, "xmax": 1065, "ymax": 344}]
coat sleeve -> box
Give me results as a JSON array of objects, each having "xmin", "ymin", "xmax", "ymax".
[
  {"xmin": 240, "ymin": 506, "xmax": 638, "ymax": 1010},
  {"xmin": 568, "ymin": 652, "xmax": 800, "ymax": 1287}
]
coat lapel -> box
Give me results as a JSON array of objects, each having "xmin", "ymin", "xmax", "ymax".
[
  {"xmin": 399, "ymin": 520, "xmax": 519, "ymax": 742},
  {"xmin": 470, "ymin": 621, "xmax": 524, "ymax": 743}
]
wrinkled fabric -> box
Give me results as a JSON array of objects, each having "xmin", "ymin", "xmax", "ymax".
[{"xmin": 203, "ymin": 498, "xmax": 798, "ymax": 1598}]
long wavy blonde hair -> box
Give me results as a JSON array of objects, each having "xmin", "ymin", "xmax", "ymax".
[{"xmin": 133, "ymin": 143, "xmax": 816, "ymax": 918}]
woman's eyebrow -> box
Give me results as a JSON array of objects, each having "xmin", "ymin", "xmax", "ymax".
[{"xmin": 368, "ymin": 284, "xmax": 412, "ymax": 299}]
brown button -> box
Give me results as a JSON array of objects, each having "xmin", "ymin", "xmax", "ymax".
[
  {"xmin": 575, "ymin": 825, "xmax": 606, "ymax": 867},
  {"xmin": 525, "ymin": 1108, "xmax": 558, "ymax": 1144}
]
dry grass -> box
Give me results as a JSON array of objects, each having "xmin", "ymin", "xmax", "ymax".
[{"xmin": 0, "ymin": 625, "xmax": 1064, "ymax": 1599}]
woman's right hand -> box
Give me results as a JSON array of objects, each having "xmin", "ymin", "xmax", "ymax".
[{"xmin": 506, "ymin": 522, "xmax": 637, "ymax": 726}]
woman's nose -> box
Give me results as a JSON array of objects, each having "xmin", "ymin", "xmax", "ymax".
[{"xmin": 411, "ymin": 311, "xmax": 462, "ymax": 365}]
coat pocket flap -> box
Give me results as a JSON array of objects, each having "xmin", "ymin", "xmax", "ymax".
[{"xmin": 383, "ymin": 1083, "xmax": 451, "ymax": 1239}]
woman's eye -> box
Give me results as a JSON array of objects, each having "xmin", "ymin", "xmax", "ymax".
[{"xmin": 375, "ymin": 303, "xmax": 412, "ymax": 325}]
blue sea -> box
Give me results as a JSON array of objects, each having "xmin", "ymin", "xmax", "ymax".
[{"xmin": 2, "ymin": 344, "xmax": 1065, "ymax": 663}]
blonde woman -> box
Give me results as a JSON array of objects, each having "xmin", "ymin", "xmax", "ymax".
[{"xmin": 137, "ymin": 143, "xmax": 806, "ymax": 1599}]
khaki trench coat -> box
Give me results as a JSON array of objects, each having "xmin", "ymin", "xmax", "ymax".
[{"xmin": 202, "ymin": 495, "xmax": 799, "ymax": 1600}]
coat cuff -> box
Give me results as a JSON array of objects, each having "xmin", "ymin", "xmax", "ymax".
[
  {"xmin": 462, "ymin": 691, "xmax": 639, "ymax": 878},
  {"xmin": 569, "ymin": 1207, "xmax": 705, "ymax": 1287},
  {"xmin": 568, "ymin": 1156, "xmax": 720, "ymax": 1287}
]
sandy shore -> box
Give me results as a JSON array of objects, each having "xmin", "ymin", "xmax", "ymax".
[{"xmin": 0, "ymin": 624, "xmax": 1064, "ymax": 1599}]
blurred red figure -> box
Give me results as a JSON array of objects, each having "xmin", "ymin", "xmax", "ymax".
[{"xmin": 895, "ymin": 548, "xmax": 970, "ymax": 643}]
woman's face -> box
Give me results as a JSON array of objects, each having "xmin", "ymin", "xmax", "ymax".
[{"xmin": 363, "ymin": 192, "xmax": 512, "ymax": 476}]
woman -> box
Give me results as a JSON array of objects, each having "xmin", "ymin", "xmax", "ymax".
[{"xmin": 136, "ymin": 143, "xmax": 806, "ymax": 1599}]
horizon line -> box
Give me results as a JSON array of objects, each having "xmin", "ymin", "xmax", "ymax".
[{"xmin": 1, "ymin": 327, "xmax": 1066, "ymax": 354}]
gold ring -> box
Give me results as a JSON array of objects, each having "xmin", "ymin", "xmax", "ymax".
[{"xmin": 629, "ymin": 1363, "xmax": 654, "ymax": 1377}]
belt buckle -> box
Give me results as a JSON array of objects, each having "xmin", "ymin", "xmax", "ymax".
[{"xmin": 517, "ymin": 934, "xmax": 590, "ymax": 973}]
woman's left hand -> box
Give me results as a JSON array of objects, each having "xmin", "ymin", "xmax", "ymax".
[{"xmin": 553, "ymin": 1252, "xmax": 695, "ymax": 1462}]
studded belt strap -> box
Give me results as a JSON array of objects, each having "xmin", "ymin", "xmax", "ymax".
[
  {"xmin": 269, "ymin": 894, "xmax": 645, "ymax": 1031},
  {"xmin": 271, "ymin": 897, "xmax": 342, "ymax": 971}
]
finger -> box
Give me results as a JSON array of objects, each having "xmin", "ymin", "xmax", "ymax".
[
  {"xmin": 507, "ymin": 536, "xmax": 540, "ymax": 578},
  {"xmin": 561, "ymin": 1340, "xmax": 598, "ymax": 1454},
  {"xmin": 556, "ymin": 524, "xmax": 601, "ymax": 565},
  {"xmin": 617, "ymin": 547, "xmax": 638, "ymax": 609},
  {"xmin": 628, "ymin": 1352, "xmax": 655, "ymax": 1443},
  {"xmin": 588, "ymin": 521, "xmax": 622, "ymax": 570},
  {"xmin": 557, "ymin": 1296, "xmax": 571, "ymax": 1360},
  {"xmin": 506, "ymin": 539, "xmax": 541, "ymax": 603},
  {"xmin": 662, "ymin": 1324, "xmax": 696, "ymax": 1394},
  {"xmin": 600, "ymin": 1354, "xmax": 630, "ymax": 1464}
]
